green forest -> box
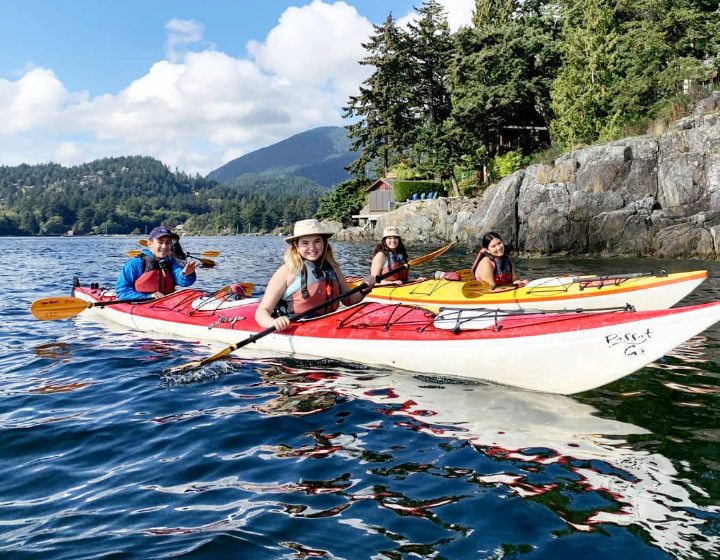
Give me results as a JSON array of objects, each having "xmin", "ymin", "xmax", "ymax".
[
  {"xmin": 0, "ymin": 157, "xmax": 317, "ymax": 236},
  {"xmin": 340, "ymin": 0, "xmax": 719, "ymax": 202}
]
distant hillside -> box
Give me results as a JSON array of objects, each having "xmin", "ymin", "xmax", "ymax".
[
  {"xmin": 0, "ymin": 156, "xmax": 319, "ymax": 236},
  {"xmin": 208, "ymin": 126, "xmax": 355, "ymax": 190}
]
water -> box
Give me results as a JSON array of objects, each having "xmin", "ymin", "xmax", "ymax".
[{"xmin": 2, "ymin": 236, "xmax": 720, "ymax": 559}]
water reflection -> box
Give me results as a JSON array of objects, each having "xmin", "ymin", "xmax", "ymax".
[{"xmin": 248, "ymin": 359, "xmax": 720, "ymax": 558}]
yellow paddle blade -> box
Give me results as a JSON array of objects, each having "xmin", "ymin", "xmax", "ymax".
[
  {"xmin": 201, "ymin": 251, "xmax": 220, "ymax": 257},
  {"xmin": 31, "ymin": 297, "xmax": 91, "ymax": 321},
  {"xmin": 167, "ymin": 346, "xmax": 235, "ymax": 374},
  {"xmin": 461, "ymin": 280, "xmax": 492, "ymax": 298},
  {"xmin": 127, "ymin": 250, "xmax": 141, "ymax": 258},
  {"xmin": 139, "ymin": 239, "xmax": 149, "ymax": 247},
  {"xmin": 409, "ymin": 242, "xmax": 454, "ymax": 267},
  {"xmin": 455, "ymin": 268, "xmax": 474, "ymax": 282}
]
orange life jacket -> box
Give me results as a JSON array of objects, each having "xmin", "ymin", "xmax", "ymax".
[{"xmin": 274, "ymin": 260, "xmax": 341, "ymax": 317}]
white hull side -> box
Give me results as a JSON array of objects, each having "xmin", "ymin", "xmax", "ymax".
[{"xmin": 81, "ymin": 301, "xmax": 720, "ymax": 395}]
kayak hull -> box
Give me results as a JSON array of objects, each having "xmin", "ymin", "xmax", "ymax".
[
  {"xmin": 71, "ymin": 286, "xmax": 720, "ymax": 395},
  {"xmin": 363, "ymin": 270, "xmax": 707, "ymax": 311}
]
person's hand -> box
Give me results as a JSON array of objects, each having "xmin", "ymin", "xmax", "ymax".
[
  {"xmin": 182, "ymin": 261, "xmax": 198, "ymax": 276},
  {"xmin": 362, "ymin": 275, "xmax": 377, "ymax": 289},
  {"xmin": 513, "ymin": 279, "xmax": 528, "ymax": 287},
  {"xmin": 272, "ymin": 316, "xmax": 291, "ymax": 331},
  {"xmin": 151, "ymin": 291, "xmax": 164, "ymax": 299}
]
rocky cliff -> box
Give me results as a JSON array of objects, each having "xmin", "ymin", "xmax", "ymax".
[{"xmin": 335, "ymin": 93, "xmax": 720, "ymax": 258}]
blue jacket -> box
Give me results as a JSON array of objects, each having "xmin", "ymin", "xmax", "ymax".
[{"xmin": 115, "ymin": 249, "xmax": 196, "ymax": 300}]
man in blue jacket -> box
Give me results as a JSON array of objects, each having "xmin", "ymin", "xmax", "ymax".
[{"xmin": 116, "ymin": 226, "xmax": 197, "ymax": 300}]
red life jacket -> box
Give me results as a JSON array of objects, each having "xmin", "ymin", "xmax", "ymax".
[
  {"xmin": 134, "ymin": 255, "xmax": 176, "ymax": 295},
  {"xmin": 471, "ymin": 250, "xmax": 514, "ymax": 286},
  {"xmin": 381, "ymin": 250, "xmax": 409, "ymax": 282},
  {"xmin": 275, "ymin": 260, "xmax": 341, "ymax": 317}
]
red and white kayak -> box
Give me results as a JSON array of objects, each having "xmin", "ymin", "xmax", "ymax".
[{"xmin": 71, "ymin": 285, "xmax": 720, "ymax": 395}]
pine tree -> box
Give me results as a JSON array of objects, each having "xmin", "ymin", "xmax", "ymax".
[{"xmin": 344, "ymin": 14, "xmax": 413, "ymax": 177}]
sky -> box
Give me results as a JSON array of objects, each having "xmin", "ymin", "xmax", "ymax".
[{"xmin": 0, "ymin": 0, "xmax": 475, "ymax": 176}]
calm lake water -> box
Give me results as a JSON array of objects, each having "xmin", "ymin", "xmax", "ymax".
[{"xmin": 2, "ymin": 235, "xmax": 720, "ymax": 559}]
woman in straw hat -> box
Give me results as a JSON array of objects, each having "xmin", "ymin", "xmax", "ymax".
[
  {"xmin": 255, "ymin": 219, "xmax": 376, "ymax": 331},
  {"xmin": 371, "ymin": 226, "xmax": 411, "ymax": 285}
]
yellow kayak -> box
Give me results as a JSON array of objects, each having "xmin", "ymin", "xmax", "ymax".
[{"xmin": 359, "ymin": 270, "xmax": 708, "ymax": 311}]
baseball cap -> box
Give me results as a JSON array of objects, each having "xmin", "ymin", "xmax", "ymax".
[{"xmin": 148, "ymin": 226, "xmax": 179, "ymax": 240}]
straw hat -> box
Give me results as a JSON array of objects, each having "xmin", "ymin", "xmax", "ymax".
[
  {"xmin": 285, "ymin": 219, "xmax": 335, "ymax": 244},
  {"xmin": 382, "ymin": 226, "xmax": 401, "ymax": 239}
]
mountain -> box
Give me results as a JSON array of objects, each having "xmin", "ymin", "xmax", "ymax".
[{"xmin": 208, "ymin": 126, "xmax": 355, "ymax": 190}]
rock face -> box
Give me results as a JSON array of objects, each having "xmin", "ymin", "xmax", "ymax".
[{"xmin": 336, "ymin": 99, "xmax": 720, "ymax": 258}]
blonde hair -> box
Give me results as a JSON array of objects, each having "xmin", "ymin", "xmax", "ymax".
[{"xmin": 283, "ymin": 236, "xmax": 339, "ymax": 274}]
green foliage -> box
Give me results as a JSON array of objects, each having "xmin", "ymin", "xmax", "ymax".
[
  {"xmin": 393, "ymin": 180, "xmax": 443, "ymax": 201},
  {"xmin": 315, "ymin": 178, "xmax": 369, "ymax": 226},
  {"xmin": 488, "ymin": 150, "xmax": 524, "ymax": 181},
  {"xmin": 345, "ymin": 0, "xmax": 716, "ymax": 190},
  {"xmin": 0, "ymin": 156, "xmax": 318, "ymax": 236},
  {"xmin": 550, "ymin": 0, "xmax": 719, "ymax": 149}
]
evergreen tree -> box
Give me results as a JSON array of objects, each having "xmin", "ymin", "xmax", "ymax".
[
  {"xmin": 450, "ymin": 0, "xmax": 561, "ymax": 179},
  {"xmin": 344, "ymin": 14, "xmax": 413, "ymax": 176}
]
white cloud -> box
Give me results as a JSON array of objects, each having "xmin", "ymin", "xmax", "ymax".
[
  {"xmin": 0, "ymin": 1, "xmax": 473, "ymax": 175},
  {"xmin": 165, "ymin": 18, "xmax": 205, "ymax": 63},
  {"xmin": 397, "ymin": 0, "xmax": 475, "ymax": 31}
]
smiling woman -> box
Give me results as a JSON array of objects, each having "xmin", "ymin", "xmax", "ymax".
[{"xmin": 254, "ymin": 218, "xmax": 376, "ymax": 331}]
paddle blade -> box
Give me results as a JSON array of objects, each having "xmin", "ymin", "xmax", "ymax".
[
  {"xmin": 461, "ymin": 280, "xmax": 492, "ymax": 298},
  {"xmin": 127, "ymin": 250, "xmax": 141, "ymax": 258},
  {"xmin": 201, "ymin": 251, "xmax": 220, "ymax": 257},
  {"xmin": 166, "ymin": 346, "xmax": 235, "ymax": 374},
  {"xmin": 139, "ymin": 239, "xmax": 149, "ymax": 247},
  {"xmin": 31, "ymin": 297, "xmax": 90, "ymax": 321},
  {"xmin": 455, "ymin": 268, "xmax": 474, "ymax": 282},
  {"xmin": 189, "ymin": 255, "xmax": 216, "ymax": 268},
  {"xmin": 409, "ymin": 242, "xmax": 454, "ymax": 267}
]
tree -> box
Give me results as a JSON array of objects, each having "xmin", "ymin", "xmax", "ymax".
[
  {"xmin": 315, "ymin": 178, "xmax": 369, "ymax": 225},
  {"xmin": 550, "ymin": 0, "xmax": 718, "ymax": 148},
  {"xmin": 450, "ymin": 0, "xmax": 561, "ymax": 178},
  {"xmin": 344, "ymin": 14, "xmax": 414, "ymax": 176}
]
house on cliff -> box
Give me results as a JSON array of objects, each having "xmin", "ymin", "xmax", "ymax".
[{"xmin": 352, "ymin": 177, "xmax": 397, "ymax": 228}]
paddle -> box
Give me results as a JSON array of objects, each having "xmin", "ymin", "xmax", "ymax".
[
  {"xmin": 126, "ymin": 250, "xmax": 216, "ymax": 267},
  {"xmin": 410, "ymin": 241, "xmax": 454, "ymax": 266},
  {"xmin": 31, "ymin": 296, "xmax": 151, "ymax": 321},
  {"xmin": 166, "ymin": 263, "xmax": 413, "ymax": 374},
  {"xmin": 138, "ymin": 239, "xmax": 220, "ymax": 257}
]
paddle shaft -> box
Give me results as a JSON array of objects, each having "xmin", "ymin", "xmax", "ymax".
[{"xmin": 183, "ymin": 263, "xmax": 410, "ymax": 370}]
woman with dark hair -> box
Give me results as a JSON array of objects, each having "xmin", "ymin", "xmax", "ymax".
[
  {"xmin": 371, "ymin": 226, "xmax": 410, "ymax": 285},
  {"xmin": 471, "ymin": 232, "xmax": 527, "ymax": 289}
]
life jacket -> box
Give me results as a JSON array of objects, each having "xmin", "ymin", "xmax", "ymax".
[
  {"xmin": 274, "ymin": 260, "xmax": 341, "ymax": 318},
  {"xmin": 381, "ymin": 250, "xmax": 409, "ymax": 282},
  {"xmin": 476, "ymin": 253, "xmax": 513, "ymax": 286},
  {"xmin": 133, "ymin": 254, "xmax": 176, "ymax": 295}
]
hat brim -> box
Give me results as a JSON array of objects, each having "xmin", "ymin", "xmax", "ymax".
[{"xmin": 285, "ymin": 232, "xmax": 333, "ymax": 244}]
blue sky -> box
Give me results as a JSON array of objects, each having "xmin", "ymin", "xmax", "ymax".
[{"xmin": 0, "ymin": 0, "xmax": 473, "ymax": 174}]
